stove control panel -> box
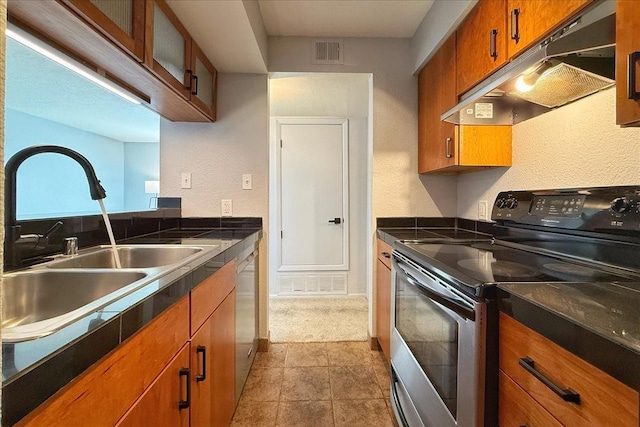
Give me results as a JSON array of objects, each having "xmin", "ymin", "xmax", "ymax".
[{"xmin": 491, "ymin": 186, "xmax": 640, "ymax": 235}]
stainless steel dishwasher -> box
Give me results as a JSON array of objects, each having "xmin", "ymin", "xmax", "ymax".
[{"xmin": 236, "ymin": 245, "xmax": 258, "ymax": 403}]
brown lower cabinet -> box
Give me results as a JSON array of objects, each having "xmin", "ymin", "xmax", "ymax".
[
  {"xmin": 116, "ymin": 344, "xmax": 191, "ymax": 427},
  {"xmin": 15, "ymin": 261, "xmax": 237, "ymax": 427},
  {"xmin": 499, "ymin": 313, "xmax": 639, "ymax": 426},
  {"xmin": 190, "ymin": 289, "xmax": 236, "ymax": 427},
  {"xmin": 376, "ymin": 239, "xmax": 392, "ymax": 361}
]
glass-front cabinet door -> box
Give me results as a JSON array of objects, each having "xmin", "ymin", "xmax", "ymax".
[
  {"xmin": 190, "ymin": 42, "xmax": 218, "ymax": 120},
  {"xmin": 146, "ymin": 0, "xmax": 191, "ymax": 99},
  {"xmin": 63, "ymin": 0, "xmax": 146, "ymax": 61}
]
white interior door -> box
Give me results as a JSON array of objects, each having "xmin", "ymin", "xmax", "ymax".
[{"xmin": 278, "ymin": 119, "xmax": 349, "ymax": 271}]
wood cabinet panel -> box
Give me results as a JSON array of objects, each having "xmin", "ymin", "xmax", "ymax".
[
  {"xmin": 377, "ymin": 239, "xmax": 392, "ymax": 270},
  {"xmin": 376, "ymin": 257, "xmax": 391, "ymax": 361},
  {"xmin": 456, "ymin": 0, "xmax": 508, "ymax": 95},
  {"xmin": 616, "ymin": 0, "xmax": 640, "ymax": 126},
  {"xmin": 191, "ymin": 260, "xmax": 236, "ymax": 334},
  {"xmin": 189, "ymin": 41, "xmax": 218, "ymax": 120},
  {"xmin": 16, "ymin": 296, "xmax": 190, "ymax": 427},
  {"xmin": 499, "ymin": 370, "xmax": 562, "ymax": 427},
  {"xmin": 191, "ymin": 289, "xmax": 237, "ymax": 427},
  {"xmin": 507, "ymin": 0, "xmax": 592, "ymax": 59},
  {"xmin": 144, "ymin": 0, "xmax": 191, "ymax": 99},
  {"xmin": 499, "ymin": 313, "xmax": 639, "ymax": 426},
  {"xmin": 418, "ymin": 33, "xmax": 457, "ymax": 173},
  {"xmin": 457, "ymin": 126, "xmax": 512, "ymax": 166},
  {"xmin": 116, "ymin": 344, "xmax": 190, "ymax": 427},
  {"xmin": 62, "ymin": 0, "xmax": 146, "ymax": 61}
]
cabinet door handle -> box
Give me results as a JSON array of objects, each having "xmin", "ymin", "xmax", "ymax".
[
  {"xmin": 445, "ymin": 137, "xmax": 453, "ymax": 158},
  {"xmin": 490, "ymin": 29, "xmax": 498, "ymax": 59},
  {"xmin": 178, "ymin": 368, "xmax": 191, "ymax": 409},
  {"xmin": 510, "ymin": 9, "xmax": 520, "ymax": 42},
  {"xmin": 381, "ymin": 251, "xmax": 391, "ymax": 259},
  {"xmin": 629, "ymin": 51, "xmax": 640, "ymax": 100},
  {"xmin": 518, "ymin": 357, "xmax": 580, "ymax": 404},
  {"xmin": 196, "ymin": 345, "xmax": 207, "ymax": 382},
  {"xmin": 192, "ymin": 74, "xmax": 199, "ymax": 96},
  {"xmin": 185, "ymin": 69, "xmax": 193, "ymax": 91}
]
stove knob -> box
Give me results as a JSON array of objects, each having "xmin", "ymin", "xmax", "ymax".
[
  {"xmin": 611, "ymin": 197, "xmax": 633, "ymax": 213},
  {"xmin": 496, "ymin": 198, "xmax": 507, "ymax": 209},
  {"xmin": 506, "ymin": 197, "xmax": 518, "ymax": 209}
]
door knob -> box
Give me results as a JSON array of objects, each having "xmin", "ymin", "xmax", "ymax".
[{"xmin": 328, "ymin": 218, "xmax": 342, "ymax": 224}]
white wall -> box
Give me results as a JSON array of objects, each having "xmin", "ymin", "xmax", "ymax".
[
  {"xmin": 5, "ymin": 109, "xmax": 159, "ymax": 218},
  {"xmin": 160, "ymin": 72, "xmax": 270, "ymax": 337},
  {"xmin": 457, "ymin": 88, "xmax": 640, "ymax": 219},
  {"xmin": 123, "ymin": 142, "xmax": 160, "ymax": 211},
  {"xmin": 5, "ymin": 109, "xmax": 124, "ymax": 218},
  {"xmin": 269, "ymin": 37, "xmax": 458, "ymax": 220},
  {"xmin": 269, "ymin": 73, "xmax": 370, "ymax": 296}
]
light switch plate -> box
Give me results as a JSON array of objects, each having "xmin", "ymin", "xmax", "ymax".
[
  {"xmin": 242, "ymin": 174, "xmax": 252, "ymax": 190},
  {"xmin": 221, "ymin": 199, "xmax": 233, "ymax": 216},
  {"xmin": 181, "ymin": 172, "xmax": 192, "ymax": 189},
  {"xmin": 478, "ymin": 200, "xmax": 488, "ymax": 220}
]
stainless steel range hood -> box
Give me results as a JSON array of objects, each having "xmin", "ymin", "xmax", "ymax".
[{"xmin": 442, "ymin": 0, "xmax": 616, "ymax": 125}]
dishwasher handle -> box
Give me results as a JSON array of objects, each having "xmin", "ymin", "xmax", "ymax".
[{"xmin": 237, "ymin": 250, "xmax": 257, "ymax": 273}]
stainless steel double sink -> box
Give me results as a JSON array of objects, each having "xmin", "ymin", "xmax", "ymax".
[{"xmin": 2, "ymin": 245, "xmax": 217, "ymax": 342}]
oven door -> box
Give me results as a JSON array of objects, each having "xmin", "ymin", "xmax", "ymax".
[{"xmin": 390, "ymin": 251, "xmax": 486, "ymax": 427}]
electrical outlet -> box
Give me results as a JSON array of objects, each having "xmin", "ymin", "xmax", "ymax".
[
  {"xmin": 478, "ymin": 200, "xmax": 488, "ymax": 220},
  {"xmin": 181, "ymin": 172, "xmax": 192, "ymax": 189},
  {"xmin": 242, "ymin": 174, "xmax": 252, "ymax": 190},
  {"xmin": 221, "ymin": 199, "xmax": 233, "ymax": 216}
]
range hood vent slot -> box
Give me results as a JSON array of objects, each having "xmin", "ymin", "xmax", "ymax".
[{"xmin": 442, "ymin": 0, "xmax": 616, "ymax": 125}]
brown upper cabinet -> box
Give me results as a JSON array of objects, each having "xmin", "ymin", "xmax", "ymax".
[
  {"xmin": 8, "ymin": 0, "xmax": 217, "ymax": 122},
  {"xmin": 145, "ymin": 0, "xmax": 218, "ymax": 120},
  {"xmin": 456, "ymin": 0, "xmax": 508, "ymax": 96},
  {"xmin": 419, "ymin": 34, "xmax": 512, "ymax": 174},
  {"xmin": 62, "ymin": 0, "xmax": 146, "ymax": 62},
  {"xmin": 616, "ymin": 0, "xmax": 640, "ymax": 127},
  {"xmin": 506, "ymin": 0, "xmax": 593, "ymax": 59}
]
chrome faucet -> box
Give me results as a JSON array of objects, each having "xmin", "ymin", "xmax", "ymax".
[{"xmin": 4, "ymin": 145, "xmax": 107, "ymax": 268}]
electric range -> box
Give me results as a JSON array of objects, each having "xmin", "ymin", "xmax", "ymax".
[{"xmin": 389, "ymin": 185, "xmax": 640, "ymax": 427}]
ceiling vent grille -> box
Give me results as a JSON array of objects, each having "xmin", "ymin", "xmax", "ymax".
[{"xmin": 311, "ymin": 38, "xmax": 343, "ymax": 65}]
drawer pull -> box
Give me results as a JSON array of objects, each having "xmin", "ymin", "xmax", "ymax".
[
  {"xmin": 629, "ymin": 51, "xmax": 640, "ymax": 100},
  {"xmin": 519, "ymin": 357, "xmax": 580, "ymax": 404},
  {"xmin": 381, "ymin": 251, "xmax": 391, "ymax": 259},
  {"xmin": 511, "ymin": 8, "xmax": 520, "ymax": 42},
  {"xmin": 178, "ymin": 367, "xmax": 191, "ymax": 409},
  {"xmin": 196, "ymin": 345, "xmax": 207, "ymax": 382},
  {"xmin": 490, "ymin": 29, "xmax": 498, "ymax": 59}
]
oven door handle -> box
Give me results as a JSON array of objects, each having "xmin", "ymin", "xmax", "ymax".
[{"xmin": 404, "ymin": 272, "xmax": 476, "ymax": 321}]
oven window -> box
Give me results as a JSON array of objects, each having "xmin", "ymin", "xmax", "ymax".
[{"xmin": 396, "ymin": 276, "xmax": 459, "ymax": 418}]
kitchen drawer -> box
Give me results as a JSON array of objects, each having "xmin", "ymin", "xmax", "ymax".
[
  {"xmin": 190, "ymin": 260, "xmax": 235, "ymax": 334},
  {"xmin": 499, "ymin": 370, "xmax": 562, "ymax": 427},
  {"xmin": 499, "ymin": 313, "xmax": 639, "ymax": 426},
  {"xmin": 377, "ymin": 239, "xmax": 392, "ymax": 269}
]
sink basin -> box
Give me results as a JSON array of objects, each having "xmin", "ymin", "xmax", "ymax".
[
  {"xmin": 2, "ymin": 270, "xmax": 147, "ymax": 341},
  {"xmin": 47, "ymin": 246, "xmax": 203, "ymax": 269}
]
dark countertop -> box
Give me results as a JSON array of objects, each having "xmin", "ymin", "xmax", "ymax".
[
  {"xmin": 2, "ymin": 227, "xmax": 261, "ymax": 426},
  {"xmin": 498, "ymin": 282, "xmax": 640, "ymax": 391},
  {"xmin": 375, "ymin": 217, "xmax": 640, "ymax": 392},
  {"xmin": 377, "ymin": 227, "xmax": 492, "ymax": 246}
]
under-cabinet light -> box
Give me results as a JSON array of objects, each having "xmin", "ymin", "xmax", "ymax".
[
  {"xmin": 6, "ymin": 26, "xmax": 142, "ymax": 105},
  {"xmin": 515, "ymin": 61, "xmax": 554, "ymax": 93}
]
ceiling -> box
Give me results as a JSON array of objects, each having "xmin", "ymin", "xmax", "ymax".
[{"xmin": 167, "ymin": 0, "xmax": 434, "ymax": 73}]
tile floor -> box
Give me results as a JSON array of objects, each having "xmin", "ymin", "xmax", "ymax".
[{"xmin": 231, "ymin": 342, "xmax": 397, "ymax": 427}]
